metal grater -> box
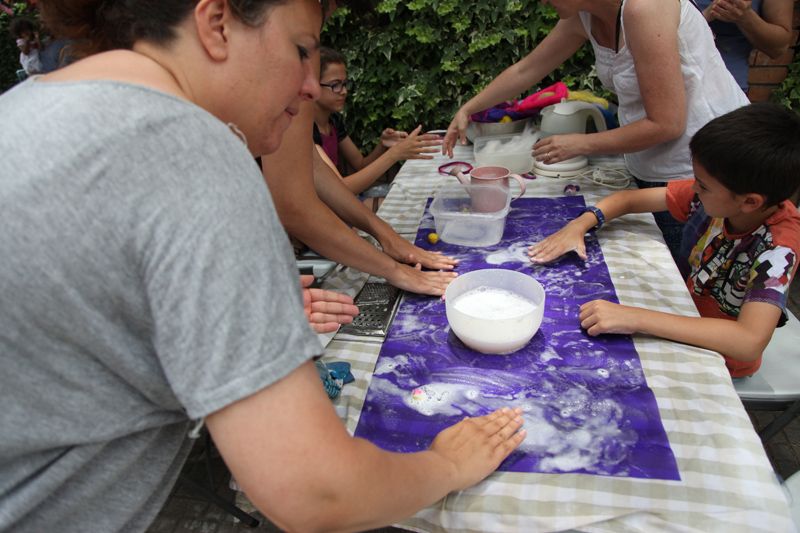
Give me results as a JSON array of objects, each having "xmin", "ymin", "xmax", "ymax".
[{"xmin": 339, "ymin": 283, "xmax": 402, "ymax": 337}]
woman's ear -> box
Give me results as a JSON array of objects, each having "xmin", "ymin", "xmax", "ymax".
[{"xmin": 194, "ymin": 0, "xmax": 230, "ymax": 61}]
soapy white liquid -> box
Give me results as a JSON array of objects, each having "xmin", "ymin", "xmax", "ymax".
[
  {"xmin": 449, "ymin": 287, "xmax": 540, "ymax": 353},
  {"xmin": 453, "ymin": 286, "xmax": 535, "ymax": 319}
]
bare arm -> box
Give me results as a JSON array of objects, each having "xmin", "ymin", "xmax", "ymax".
[
  {"xmin": 529, "ymin": 187, "xmax": 668, "ymax": 263},
  {"xmin": 708, "ymin": 0, "xmax": 794, "ymax": 59},
  {"xmin": 313, "ymin": 146, "xmax": 459, "ymax": 271},
  {"xmin": 580, "ymin": 300, "xmax": 782, "ymax": 362},
  {"xmin": 443, "ymin": 16, "xmax": 588, "ymax": 155},
  {"xmin": 335, "ymin": 127, "xmax": 441, "ymax": 194},
  {"xmin": 263, "ymin": 102, "xmax": 456, "ymax": 295},
  {"xmin": 532, "ymin": 0, "xmax": 686, "ymax": 163},
  {"xmin": 207, "ymin": 362, "xmax": 525, "ymax": 532}
]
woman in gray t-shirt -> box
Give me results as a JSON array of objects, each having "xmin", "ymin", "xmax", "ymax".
[{"xmin": 0, "ymin": 1, "xmax": 525, "ymax": 532}]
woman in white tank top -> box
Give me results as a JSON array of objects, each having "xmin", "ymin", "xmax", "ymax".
[{"xmin": 443, "ymin": 0, "xmax": 749, "ymax": 183}]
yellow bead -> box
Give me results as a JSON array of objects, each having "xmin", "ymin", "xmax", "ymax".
[{"xmin": 427, "ymin": 232, "xmax": 439, "ymax": 244}]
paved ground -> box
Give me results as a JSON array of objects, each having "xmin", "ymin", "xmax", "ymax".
[{"xmin": 147, "ymin": 282, "xmax": 800, "ymax": 532}]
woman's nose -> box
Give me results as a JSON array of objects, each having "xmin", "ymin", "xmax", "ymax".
[{"xmin": 301, "ymin": 65, "xmax": 321, "ymax": 101}]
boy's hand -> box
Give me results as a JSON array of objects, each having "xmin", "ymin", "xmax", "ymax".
[
  {"xmin": 300, "ymin": 275, "xmax": 359, "ymax": 333},
  {"xmin": 579, "ymin": 300, "xmax": 640, "ymax": 336},
  {"xmin": 389, "ymin": 125, "xmax": 442, "ymax": 161},
  {"xmin": 430, "ymin": 407, "xmax": 525, "ymax": 491},
  {"xmin": 528, "ymin": 222, "xmax": 588, "ymax": 263}
]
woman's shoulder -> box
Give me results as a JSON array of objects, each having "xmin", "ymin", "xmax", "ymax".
[{"xmin": 623, "ymin": 0, "xmax": 680, "ymax": 21}]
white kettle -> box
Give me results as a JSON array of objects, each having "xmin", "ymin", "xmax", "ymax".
[{"xmin": 539, "ymin": 99, "xmax": 607, "ymax": 136}]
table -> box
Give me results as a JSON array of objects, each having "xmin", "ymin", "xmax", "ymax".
[{"xmin": 319, "ymin": 147, "xmax": 793, "ymax": 533}]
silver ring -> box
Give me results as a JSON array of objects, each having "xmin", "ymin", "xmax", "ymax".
[{"xmin": 546, "ymin": 152, "xmax": 550, "ymax": 159}]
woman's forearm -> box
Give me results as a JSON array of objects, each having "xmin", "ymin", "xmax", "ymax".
[{"xmin": 736, "ymin": 5, "xmax": 793, "ymax": 58}]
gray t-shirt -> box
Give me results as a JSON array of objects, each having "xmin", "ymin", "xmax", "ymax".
[{"xmin": 0, "ymin": 80, "xmax": 323, "ymax": 532}]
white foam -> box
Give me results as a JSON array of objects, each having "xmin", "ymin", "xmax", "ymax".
[{"xmin": 452, "ymin": 286, "xmax": 536, "ymax": 320}]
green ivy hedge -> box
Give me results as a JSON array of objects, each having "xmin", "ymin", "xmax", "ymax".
[
  {"xmin": 323, "ymin": 1, "xmax": 800, "ymax": 149},
  {"xmin": 322, "ymin": 0, "xmax": 600, "ymax": 149}
]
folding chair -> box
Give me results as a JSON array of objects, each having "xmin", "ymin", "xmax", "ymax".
[{"xmin": 734, "ymin": 310, "xmax": 800, "ymax": 442}]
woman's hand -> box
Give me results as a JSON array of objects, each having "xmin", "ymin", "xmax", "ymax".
[
  {"xmin": 708, "ymin": 0, "xmax": 753, "ymax": 23},
  {"xmin": 300, "ymin": 275, "xmax": 359, "ymax": 333},
  {"xmin": 430, "ymin": 407, "xmax": 525, "ymax": 491},
  {"xmin": 532, "ymin": 133, "xmax": 588, "ymax": 164},
  {"xmin": 442, "ymin": 108, "xmax": 471, "ymax": 158},
  {"xmin": 388, "ymin": 125, "xmax": 442, "ymax": 161},
  {"xmin": 579, "ymin": 300, "xmax": 640, "ymax": 336},
  {"xmin": 528, "ymin": 221, "xmax": 589, "ymax": 264}
]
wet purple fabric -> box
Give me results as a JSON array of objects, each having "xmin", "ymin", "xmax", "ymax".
[{"xmin": 354, "ymin": 196, "xmax": 680, "ymax": 480}]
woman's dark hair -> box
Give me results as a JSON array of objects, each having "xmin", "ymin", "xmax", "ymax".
[
  {"xmin": 39, "ymin": 0, "xmax": 289, "ymax": 58},
  {"xmin": 319, "ymin": 46, "xmax": 345, "ymax": 75},
  {"xmin": 690, "ymin": 103, "xmax": 800, "ymax": 207}
]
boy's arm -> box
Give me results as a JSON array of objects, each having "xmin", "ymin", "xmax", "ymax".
[
  {"xmin": 529, "ymin": 188, "xmax": 668, "ymax": 263},
  {"xmin": 579, "ymin": 300, "xmax": 781, "ymax": 362}
]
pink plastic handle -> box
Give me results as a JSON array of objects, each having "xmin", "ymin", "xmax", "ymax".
[{"xmin": 509, "ymin": 174, "xmax": 526, "ymax": 201}]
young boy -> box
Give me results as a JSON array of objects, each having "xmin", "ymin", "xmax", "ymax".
[
  {"xmin": 10, "ymin": 18, "xmax": 42, "ymax": 76},
  {"xmin": 313, "ymin": 47, "xmax": 441, "ymax": 209},
  {"xmin": 529, "ymin": 103, "xmax": 800, "ymax": 377}
]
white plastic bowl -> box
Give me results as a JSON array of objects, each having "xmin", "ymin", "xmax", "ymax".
[{"xmin": 445, "ymin": 269, "xmax": 545, "ymax": 354}]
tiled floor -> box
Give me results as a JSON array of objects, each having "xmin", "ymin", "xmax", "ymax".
[{"xmin": 148, "ymin": 281, "xmax": 800, "ymax": 532}]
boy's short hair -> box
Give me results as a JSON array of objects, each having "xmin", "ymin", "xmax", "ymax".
[
  {"xmin": 690, "ymin": 103, "xmax": 800, "ymax": 207},
  {"xmin": 320, "ymin": 46, "xmax": 346, "ymax": 75},
  {"xmin": 10, "ymin": 18, "xmax": 37, "ymax": 39}
]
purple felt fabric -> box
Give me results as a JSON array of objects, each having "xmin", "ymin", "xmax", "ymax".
[{"xmin": 354, "ymin": 196, "xmax": 680, "ymax": 480}]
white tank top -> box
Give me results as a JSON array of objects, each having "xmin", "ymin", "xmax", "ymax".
[{"xmin": 579, "ymin": 0, "xmax": 749, "ymax": 181}]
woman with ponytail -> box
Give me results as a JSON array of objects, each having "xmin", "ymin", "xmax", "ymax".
[{"xmin": 0, "ymin": 2, "xmax": 524, "ymax": 531}]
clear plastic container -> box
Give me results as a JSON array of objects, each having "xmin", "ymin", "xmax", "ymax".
[
  {"xmin": 430, "ymin": 183, "xmax": 510, "ymax": 247},
  {"xmin": 473, "ymin": 133, "xmax": 535, "ymax": 174}
]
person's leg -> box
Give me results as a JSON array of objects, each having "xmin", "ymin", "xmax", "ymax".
[{"xmin": 634, "ymin": 177, "xmax": 683, "ymax": 263}]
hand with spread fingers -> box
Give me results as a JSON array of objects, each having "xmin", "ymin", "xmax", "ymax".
[
  {"xmin": 300, "ymin": 275, "xmax": 360, "ymax": 333},
  {"xmin": 389, "ymin": 125, "xmax": 442, "ymax": 162},
  {"xmin": 430, "ymin": 407, "xmax": 526, "ymax": 490},
  {"xmin": 528, "ymin": 222, "xmax": 588, "ymax": 264}
]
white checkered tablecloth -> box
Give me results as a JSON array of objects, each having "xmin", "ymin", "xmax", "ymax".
[{"xmin": 319, "ymin": 147, "xmax": 794, "ymax": 533}]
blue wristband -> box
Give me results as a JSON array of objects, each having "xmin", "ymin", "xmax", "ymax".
[{"xmin": 583, "ymin": 206, "xmax": 605, "ymax": 230}]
